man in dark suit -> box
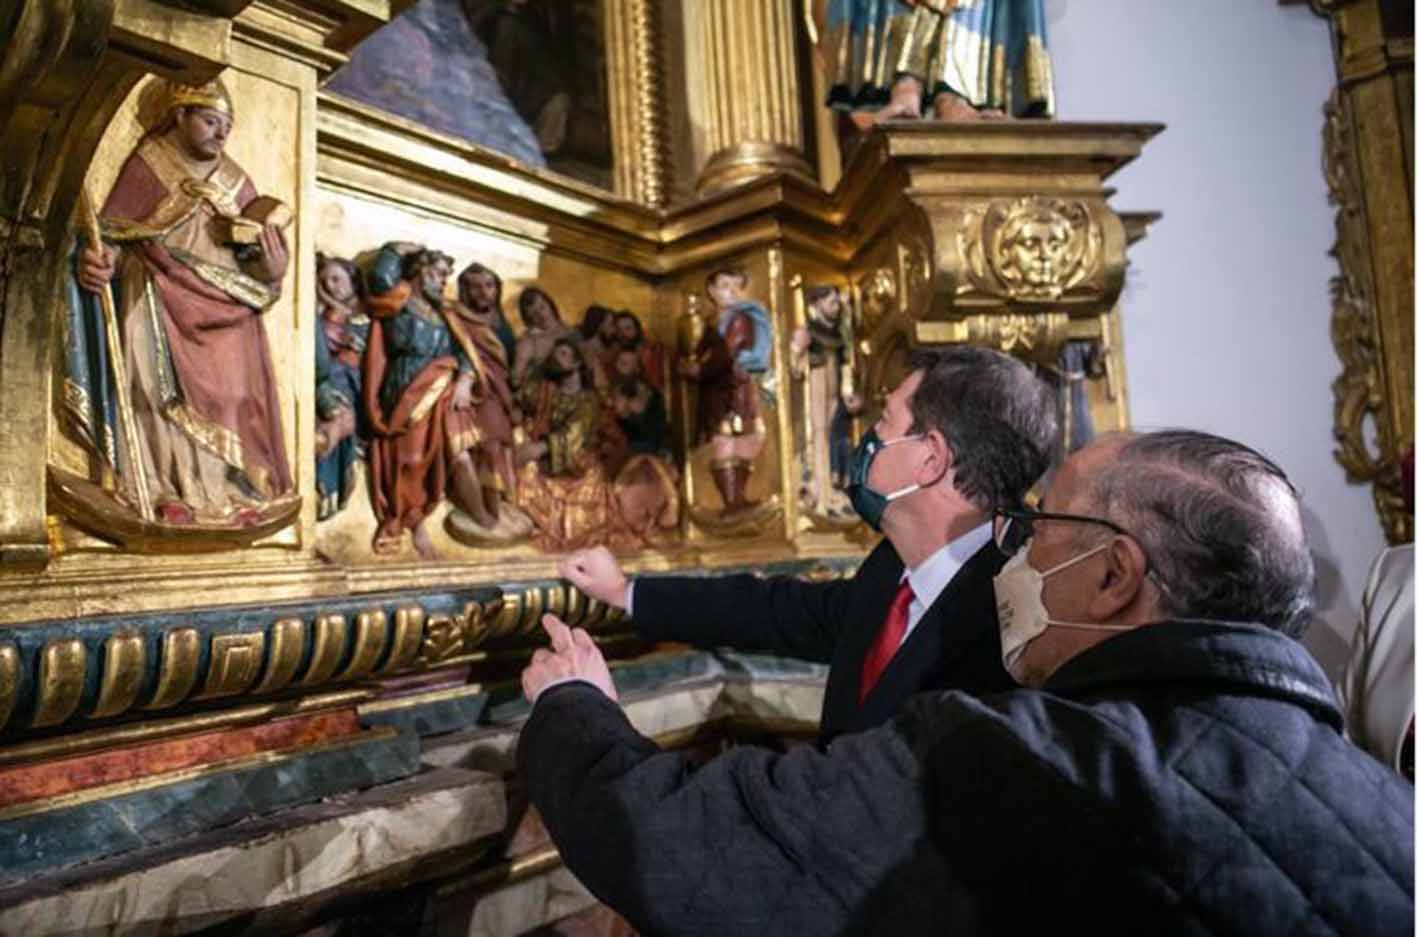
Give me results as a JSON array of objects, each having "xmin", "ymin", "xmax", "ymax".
[
  {"xmin": 558, "ymin": 345, "xmax": 1057, "ymax": 740},
  {"xmin": 521, "ymin": 431, "xmax": 1414, "ymax": 936}
]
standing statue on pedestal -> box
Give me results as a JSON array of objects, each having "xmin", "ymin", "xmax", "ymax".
[
  {"xmin": 791, "ymin": 285, "xmax": 862, "ymax": 520},
  {"xmin": 683, "ymin": 268, "xmax": 774, "ymax": 518},
  {"xmin": 362, "ymin": 242, "xmax": 488, "ymax": 558},
  {"xmin": 814, "ymin": 0, "xmax": 1054, "ymax": 129},
  {"xmin": 314, "ymin": 253, "xmax": 368, "ymax": 520},
  {"xmin": 65, "ymin": 78, "xmax": 296, "ymax": 539}
]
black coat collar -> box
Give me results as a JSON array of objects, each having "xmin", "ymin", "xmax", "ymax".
[{"xmin": 1046, "ymin": 619, "xmax": 1343, "ymax": 730}]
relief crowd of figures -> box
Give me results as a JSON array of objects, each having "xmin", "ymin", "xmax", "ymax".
[
  {"xmin": 315, "ymin": 243, "xmax": 681, "ymax": 558},
  {"xmin": 60, "ymin": 77, "xmax": 869, "ymax": 559}
]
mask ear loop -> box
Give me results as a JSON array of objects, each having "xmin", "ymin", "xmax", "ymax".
[
  {"xmin": 909, "ymin": 432, "xmax": 951, "ymax": 497},
  {"xmin": 1036, "ymin": 539, "xmax": 1134, "ymax": 633}
]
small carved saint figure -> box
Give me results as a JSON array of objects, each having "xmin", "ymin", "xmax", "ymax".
[
  {"xmin": 66, "ymin": 78, "xmax": 294, "ymax": 530},
  {"xmin": 510, "ymin": 286, "xmax": 574, "ymax": 388},
  {"xmin": 578, "ymin": 304, "xmax": 620, "ymax": 390},
  {"xmin": 610, "ymin": 346, "xmax": 668, "ymax": 463},
  {"xmin": 513, "ymin": 338, "xmax": 679, "ymax": 551},
  {"xmin": 314, "ymin": 253, "xmax": 368, "ymax": 520},
  {"xmin": 682, "ymin": 267, "xmax": 774, "ymax": 517},
  {"xmin": 518, "ymin": 338, "xmax": 606, "ymax": 478},
  {"xmin": 444, "ymin": 263, "xmax": 535, "ymax": 544},
  {"xmin": 362, "ymin": 242, "xmax": 489, "ymax": 558},
  {"xmin": 790, "ymin": 285, "xmax": 863, "ymax": 519},
  {"xmin": 612, "ymin": 309, "xmax": 666, "ymax": 392}
]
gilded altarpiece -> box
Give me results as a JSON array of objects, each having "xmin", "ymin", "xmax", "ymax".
[{"xmin": 0, "ymin": 0, "xmax": 1161, "ymax": 930}]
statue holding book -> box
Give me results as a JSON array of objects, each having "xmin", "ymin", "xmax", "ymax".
[{"xmin": 62, "ymin": 78, "xmax": 297, "ymax": 541}]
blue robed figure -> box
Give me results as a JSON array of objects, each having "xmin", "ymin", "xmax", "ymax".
[{"xmin": 819, "ymin": 0, "xmax": 1053, "ymax": 119}]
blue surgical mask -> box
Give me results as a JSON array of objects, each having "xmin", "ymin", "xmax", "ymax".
[{"xmin": 845, "ymin": 429, "xmax": 926, "ymax": 531}]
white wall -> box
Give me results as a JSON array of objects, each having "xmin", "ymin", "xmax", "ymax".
[{"xmin": 1045, "ymin": 0, "xmax": 1385, "ymax": 677}]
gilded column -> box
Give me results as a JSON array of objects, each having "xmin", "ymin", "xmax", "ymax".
[
  {"xmin": 694, "ymin": 0, "xmax": 814, "ymax": 196},
  {"xmin": 606, "ymin": 0, "xmax": 669, "ymax": 207}
]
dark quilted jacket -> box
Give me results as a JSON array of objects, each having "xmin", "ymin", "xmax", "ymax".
[{"xmin": 520, "ymin": 620, "xmax": 1414, "ymax": 936}]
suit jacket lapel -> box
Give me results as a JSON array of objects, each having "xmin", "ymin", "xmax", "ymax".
[
  {"xmin": 821, "ymin": 543, "xmax": 904, "ymax": 735},
  {"xmin": 851, "ymin": 542, "xmax": 1006, "ymax": 732}
]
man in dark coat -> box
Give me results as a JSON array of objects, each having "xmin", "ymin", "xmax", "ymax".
[
  {"xmin": 520, "ymin": 430, "xmax": 1414, "ymax": 937},
  {"xmin": 559, "ymin": 346, "xmax": 1058, "ymax": 740}
]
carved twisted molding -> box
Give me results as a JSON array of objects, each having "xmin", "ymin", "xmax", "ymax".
[{"xmin": 0, "ymin": 582, "xmax": 631, "ymax": 738}]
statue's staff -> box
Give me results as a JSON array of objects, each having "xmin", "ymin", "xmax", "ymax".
[{"xmin": 79, "ymin": 189, "xmax": 154, "ymax": 522}]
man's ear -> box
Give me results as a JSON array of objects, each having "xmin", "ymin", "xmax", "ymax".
[
  {"xmin": 1089, "ymin": 536, "xmax": 1148, "ymax": 620},
  {"xmin": 920, "ymin": 429, "xmax": 954, "ymax": 486}
]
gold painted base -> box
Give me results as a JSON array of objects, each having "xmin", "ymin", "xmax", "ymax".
[
  {"xmin": 696, "ymin": 142, "xmax": 815, "ymax": 196},
  {"xmin": 49, "ymin": 467, "xmax": 301, "ymax": 554}
]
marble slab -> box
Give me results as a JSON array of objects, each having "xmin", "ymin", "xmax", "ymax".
[{"xmin": 0, "ymin": 726, "xmax": 420, "ymax": 885}]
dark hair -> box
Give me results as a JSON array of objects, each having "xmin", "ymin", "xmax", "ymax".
[
  {"xmin": 580, "ymin": 304, "xmax": 615, "ymax": 341},
  {"xmin": 518, "ymin": 286, "xmax": 562, "ymax": 325},
  {"xmin": 400, "ymin": 248, "xmax": 453, "ymax": 282},
  {"xmin": 614, "ymin": 310, "xmax": 645, "ymax": 345},
  {"xmin": 1087, "ymin": 430, "xmax": 1316, "ymax": 637},
  {"xmin": 804, "ymin": 285, "xmax": 839, "ymax": 308},
  {"xmin": 458, "ymin": 262, "xmax": 503, "ymax": 307},
  {"xmin": 316, "ymin": 253, "xmax": 361, "ymax": 297},
  {"xmin": 706, "ymin": 267, "xmax": 748, "ymax": 289},
  {"xmin": 546, "ymin": 337, "xmax": 592, "ymax": 386},
  {"xmin": 905, "ymin": 346, "xmax": 1056, "ymax": 510}
]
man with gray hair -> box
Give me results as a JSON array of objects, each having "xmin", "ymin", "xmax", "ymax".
[
  {"xmin": 519, "ymin": 429, "xmax": 1413, "ymax": 936},
  {"xmin": 561, "ymin": 346, "xmax": 1058, "ymax": 741}
]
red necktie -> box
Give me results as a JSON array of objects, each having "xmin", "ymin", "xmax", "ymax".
[{"xmin": 860, "ymin": 580, "xmax": 914, "ymax": 704}]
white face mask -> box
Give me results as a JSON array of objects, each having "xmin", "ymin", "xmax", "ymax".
[{"xmin": 993, "ymin": 540, "xmax": 1131, "ymax": 682}]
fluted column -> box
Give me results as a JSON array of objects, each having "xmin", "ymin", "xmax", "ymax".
[
  {"xmin": 694, "ymin": 0, "xmax": 814, "ymax": 196},
  {"xmin": 606, "ymin": 0, "xmax": 669, "ymax": 207}
]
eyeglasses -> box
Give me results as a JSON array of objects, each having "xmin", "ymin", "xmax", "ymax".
[
  {"xmin": 993, "ymin": 505, "xmax": 1172, "ymax": 595},
  {"xmin": 993, "ymin": 505, "xmax": 1133, "ymax": 559}
]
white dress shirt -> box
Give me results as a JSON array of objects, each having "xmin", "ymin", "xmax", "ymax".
[{"xmin": 897, "ymin": 520, "xmax": 994, "ymax": 643}]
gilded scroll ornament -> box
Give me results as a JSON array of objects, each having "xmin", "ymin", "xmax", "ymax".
[
  {"xmin": 90, "ymin": 632, "xmax": 146, "ymax": 719},
  {"xmin": 33, "ymin": 639, "xmax": 87, "ymax": 728},
  {"xmin": 1322, "ymin": 88, "xmax": 1411, "ymax": 542},
  {"xmin": 420, "ymin": 613, "xmax": 469, "ymax": 666},
  {"xmin": 959, "ymin": 197, "xmax": 1101, "ymax": 301}
]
